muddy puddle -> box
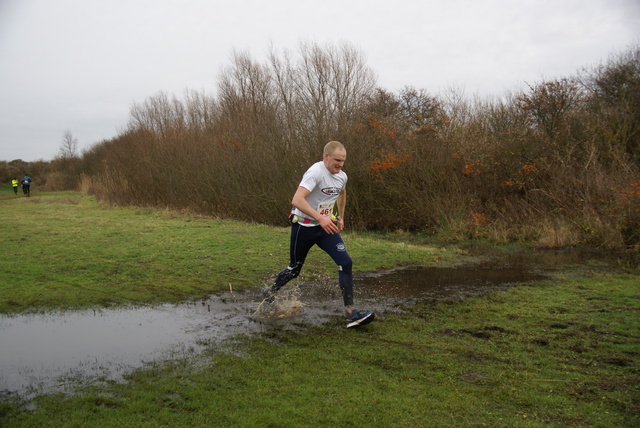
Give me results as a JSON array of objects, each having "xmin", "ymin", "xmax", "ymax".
[{"xmin": 0, "ymin": 249, "xmax": 631, "ymax": 399}]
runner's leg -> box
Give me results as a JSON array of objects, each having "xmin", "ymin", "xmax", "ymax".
[
  {"xmin": 317, "ymin": 232, "xmax": 354, "ymax": 307},
  {"xmin": 272, "ymin": 223, "xmax": 316, "ymax": 292}
]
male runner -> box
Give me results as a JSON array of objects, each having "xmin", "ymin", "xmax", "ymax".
[{"xmin": 263, "ymin": 141, "xmax": 374, "ymax": 328}]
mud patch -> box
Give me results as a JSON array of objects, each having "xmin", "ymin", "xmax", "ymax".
[{"xmin": 355, "ymin": 263, "xmax": 545, "ymax": 302}]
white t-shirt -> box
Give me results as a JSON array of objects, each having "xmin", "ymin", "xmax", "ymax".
[{"xmin": 293, "ymin": 161, "xmax": 347, "ymax": 227}]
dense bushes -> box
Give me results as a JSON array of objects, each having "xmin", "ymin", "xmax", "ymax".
[{"xmin": 69, "ymin": 43, "xmax": 640, "ymax": 248}]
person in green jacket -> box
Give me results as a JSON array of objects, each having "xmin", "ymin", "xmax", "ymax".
[{"xmin": 12, "ymin": 178, "xmax": 19, "ymax": 195}]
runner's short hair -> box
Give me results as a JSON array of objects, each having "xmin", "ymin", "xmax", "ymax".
[{"xmin": 324, "ymin": 141, "xmax": 345, "ymax": 156}]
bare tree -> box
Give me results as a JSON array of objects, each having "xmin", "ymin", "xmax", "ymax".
[{"xmin": 59, "ymin": 129, "xmax": 79, "ymax": 159}]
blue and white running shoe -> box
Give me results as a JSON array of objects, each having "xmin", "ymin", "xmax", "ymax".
[{"xmin": 346, "ymin": 310, "xmax": 375, "ymax": 328}]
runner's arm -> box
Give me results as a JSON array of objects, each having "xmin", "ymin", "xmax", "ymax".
[{"xmin": 335, "ymin": 189, "xmax": 346, "ymax": 232}]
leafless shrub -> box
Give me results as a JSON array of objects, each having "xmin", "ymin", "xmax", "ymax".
[{"xmin": 48, "ymin": 43, "xmax": 640, "ymax": 248}]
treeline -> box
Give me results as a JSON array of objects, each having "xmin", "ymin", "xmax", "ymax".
[
  {"xmin": 1, "ymin": 157, "xmax": 83, "ymax": 191},
  {"xmin": 52, "ymin": 42, "xmax": 640, "ymax": 248}
]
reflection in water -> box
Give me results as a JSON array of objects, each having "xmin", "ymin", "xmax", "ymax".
[{"xmin": 0, "ymin": 297, "xmax": 262, "ymax": 398}]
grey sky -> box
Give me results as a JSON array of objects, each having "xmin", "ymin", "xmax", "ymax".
[{"xmin": 1, "ymin": 0, "xmax": 638, "ymax": 162}]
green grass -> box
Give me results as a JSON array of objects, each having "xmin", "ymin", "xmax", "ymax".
[
  {"xmin": 1, "ymin": 190, "xmax": 638, "ymax": 427},
  {"xmin": 0, "ymin": 189, "xmax": 451, "ymax": 313}
]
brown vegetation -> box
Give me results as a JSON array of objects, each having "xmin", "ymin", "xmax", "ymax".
[{"xmin": 11, "ymin": 42, "xmax": 640, "ymax": 249}]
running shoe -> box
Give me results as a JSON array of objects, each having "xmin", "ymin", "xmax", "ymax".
[
  {"xmin": 262, "ymin": 287, "xmax": 276, "ymax": 304},
  {"xmin": 346, "ymin": 310, "xmax": 374, "ymax": 328}
]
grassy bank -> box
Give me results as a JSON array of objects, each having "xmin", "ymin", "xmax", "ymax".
[
  {"xmin": 0, "ymin": 189, "xmax": 452, "ymax": 314},
  {"xmin": 1, "ymin": 190, "xmax": 638, "ymax": 426}
]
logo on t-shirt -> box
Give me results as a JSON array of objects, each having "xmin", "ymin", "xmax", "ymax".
[{"xmin": 321, "ymin": 187, "xmax": 341, "ymax": 195}]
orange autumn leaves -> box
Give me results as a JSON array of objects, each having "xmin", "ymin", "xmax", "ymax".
[
  {"xmin": 361, "ymin": 115, "xmax": 409, "ymax": 182},
  {"xmin": 369, "ymin": 151, "xmax": 409, "ymax": 182}
]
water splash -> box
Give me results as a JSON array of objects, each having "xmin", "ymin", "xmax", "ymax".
[{"xmin": 252, "ymin": 287, "xmax": 304, "ymax": 319}]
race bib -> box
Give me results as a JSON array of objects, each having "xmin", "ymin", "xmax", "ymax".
[{"xmin": 317, "ymin": 203, "xmax": 334, "ymax": 217}]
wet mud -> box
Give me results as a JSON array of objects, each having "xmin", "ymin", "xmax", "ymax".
[{"xmin": 0, "ymin": 249, "xmax": 631, "ymax": 398}]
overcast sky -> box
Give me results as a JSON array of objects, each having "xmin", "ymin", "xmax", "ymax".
[{"xmin": 1, "ymin": 0, "xmax": 638, "ymax": 162}]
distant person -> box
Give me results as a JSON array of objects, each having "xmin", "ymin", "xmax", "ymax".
[
  {"xmin": 263, "ymin": 141, "xmax": 374, "ymax": 328},
  {"xmin": 12, "ymin": 178, "xmax": 19, "ymax": 195},
  {"xmin": 22, "ymin": 174, "xmax": 31, "ymax": 197}
]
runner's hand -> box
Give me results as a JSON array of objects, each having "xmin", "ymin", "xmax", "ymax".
[{"xmin": 319, "ymin": 216, "xmax": 339, "ymax": 234}]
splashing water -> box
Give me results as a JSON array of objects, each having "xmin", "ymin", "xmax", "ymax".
[{"xmin": 252, "ymin": 287, "xmax": 304, "ymax": 319}]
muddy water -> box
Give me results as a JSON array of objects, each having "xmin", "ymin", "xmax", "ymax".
[
  {"xmin": 0, "ymin": 296, "xmax": 265, "ymax": 398},
  {"xmin": 0, "ymin": 249, "xmax": 628, "ymax": 398}
]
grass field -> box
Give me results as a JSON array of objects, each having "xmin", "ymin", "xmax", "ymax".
[
  {"xmin": 1, "ymin": 189, "xmax": 638, "ymax": 427},
  {"xmin": 0, "ymin": 188, "xmax": 452, "ymax": 313}
]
